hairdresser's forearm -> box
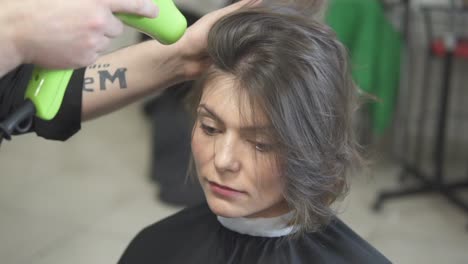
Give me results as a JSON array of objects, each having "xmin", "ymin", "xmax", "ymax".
[
  {"xmin": 0, "ymin": 42, "xmax": 21, "ymax": 78},
  {"xmin": 81, "ymin": 40, "xmax": 188, "ymax": 121},
  {"xmin": 0, "ymin": 16, "xmax": 22, "ymax": 77}
]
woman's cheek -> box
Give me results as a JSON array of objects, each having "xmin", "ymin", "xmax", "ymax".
[
  {"xmin": 191, "ymin": 130, "xmax": 202, "ymax": 160},
  {"xmin": 191, "ymin": 128, "xmax": 210, "ymax": 165}
]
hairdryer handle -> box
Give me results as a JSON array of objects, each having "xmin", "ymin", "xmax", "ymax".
[
  {"xmin": 25, "ymin": 68, "xmax": 74, "ymax": 120},
  {"xmin": 26, "ymin": 0, "xmax": 187, "ymax": 120},
  {"xmin": 118, "ymin": 0, "xmax": 187, "ymax": 44}
]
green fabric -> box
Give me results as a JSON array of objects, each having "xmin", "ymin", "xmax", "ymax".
[{"xmin": 326, "ymin": 0, "xmax": 402, "ymax": 134}]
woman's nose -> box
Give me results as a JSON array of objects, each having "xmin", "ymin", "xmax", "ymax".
[{"xmin": 214, "ymin": 135, "xmax": 241, "ymax": 174}]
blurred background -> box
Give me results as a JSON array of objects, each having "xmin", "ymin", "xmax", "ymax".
[{"xmin": 1, "ymin": 0, "xmax": 468, "ymax": 263}]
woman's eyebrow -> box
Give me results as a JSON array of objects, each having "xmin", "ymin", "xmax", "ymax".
[
  {"xmin": 241, "ymin": 128, "xmax": 276, "ymax": 142},
  {"xmin": 198, "ymin": 104, "xmax": 273, "ymax": 132},
  {"xmin": 198, "ymin": 104, "xmax": 224, "ymax": 123}
]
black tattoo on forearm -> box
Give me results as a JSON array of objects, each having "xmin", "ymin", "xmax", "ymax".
[
  {"xmin": 83, "ymin": 77, "xmax": 94, "ymax": 92},
  {"xmin": 83, "ymin": 64, "xmax": 128, "ymax": 92},
  {"xmin": 98, "ymin": 68, "xmax": 128, "ymax": 90},
  {"xmin": 88, "ymin": 64, "xmax": 110, "ymax": 69}
]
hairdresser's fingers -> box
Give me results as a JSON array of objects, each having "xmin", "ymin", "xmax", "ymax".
[
  {"xmin": 198, "ymin": 0, "xmax": 261, "ymax": 27},
  {"xmin": 79, "ymin": 52, "xmax": 100, "ymax": 68},
  {"xmin": 217, "ymin": 0, "xmax": 262, "ymax": 17},
  {"xmin": 96, "ymin": 36, "xmax": 112, "ymax": 53},
  {"xmin": 108, "ymin": 0, "xmax": 159, "ymax": 18},
  {"xmin": 104, "ymin": 11, "xmax": 125, "ymax": 38}
]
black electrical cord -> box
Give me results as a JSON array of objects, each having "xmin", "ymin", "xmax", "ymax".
[{"xmin": 0, "ymin": 100, "xmax": 36, "ymax": 149}]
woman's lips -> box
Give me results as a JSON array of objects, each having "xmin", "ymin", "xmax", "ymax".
[{"xmin": 208, "ymin": 181, "xmax": 245, "ymax": 198}]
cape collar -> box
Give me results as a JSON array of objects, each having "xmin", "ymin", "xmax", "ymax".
[{"xmin": 217, "ymin": 211, "xmax": 295, "ymax": 237}]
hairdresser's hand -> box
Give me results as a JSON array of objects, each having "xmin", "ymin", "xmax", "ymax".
[
  {"xmin": 175, "ymin": 0, "xmax": 261, "ymax": 80},
  {"xmin": 1, "ymin": 0, "xmax": 158, "ymax": 71}
]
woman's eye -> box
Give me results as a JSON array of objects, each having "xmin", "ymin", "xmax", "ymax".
[
  {"xmin": 253, "ymin": 142, "xmax": 273, "ymax": 152},
  {"xmin": 200, "ymin": 124, "xmax": 219, "ymax": 136}
]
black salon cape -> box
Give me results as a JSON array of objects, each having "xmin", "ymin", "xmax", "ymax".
[
  {"xmin": 119, "ymin": 203, "xmax": 391, "ymax": 264},
  {"xmin": 0, "ymin": 65, "xmax": 84, "ymax": 140}
]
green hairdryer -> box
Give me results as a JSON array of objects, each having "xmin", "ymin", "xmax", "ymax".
[{"xmin": 26, "ymin": 0, "xmax": 187, "ymax": 121}]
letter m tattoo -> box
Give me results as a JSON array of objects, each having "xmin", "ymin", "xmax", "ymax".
[{"xmin": 98, "ymin": 68, "xmax": 128, "ymax": 90}]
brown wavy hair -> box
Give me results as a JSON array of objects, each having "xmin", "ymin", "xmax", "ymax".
[{"xmin": 188, "ymin": 3, "xmax": 362, "ymax": 234}]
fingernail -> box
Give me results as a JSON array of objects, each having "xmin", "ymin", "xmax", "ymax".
[
  {"xmin": 153, "ymin": 5, "xmax": 159, "ymax": 18},
  {"xmin": 145, "ymin": 1, "xmax": 158, "ymax": 18},
  {"xmin": 150, "ymin": 4, "xmax": 159, "ymax": 18}
]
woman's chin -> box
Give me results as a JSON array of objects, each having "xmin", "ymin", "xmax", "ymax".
[{"xmin": 206, "ymin": 197, "xmax": 246, "ymax": 218}]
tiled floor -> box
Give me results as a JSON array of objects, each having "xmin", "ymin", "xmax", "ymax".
[{"xmin": 1, "ymin": 102, "xmax": 467, "ymax": 264}]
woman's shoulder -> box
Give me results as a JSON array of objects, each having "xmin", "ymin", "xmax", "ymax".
[
  {"xmin": 136, "ymin": 203, "xmax": 215, "ymax": 239},
  {"xmin": 118, "ymin": 203, "xmax": 217, "ymax": 263},
  {"xmin": 300, "ymin": 217, "xmax": 391, "ymax": 264}
]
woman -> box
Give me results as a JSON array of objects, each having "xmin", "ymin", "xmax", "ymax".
[{"xmin": 118, "ymin": 3, "xmax": 391, "ymax": 264}]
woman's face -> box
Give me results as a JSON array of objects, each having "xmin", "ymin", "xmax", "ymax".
[{"xmin": 191, "ymin": 73, "xmax": 289, "ymax": 218}]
